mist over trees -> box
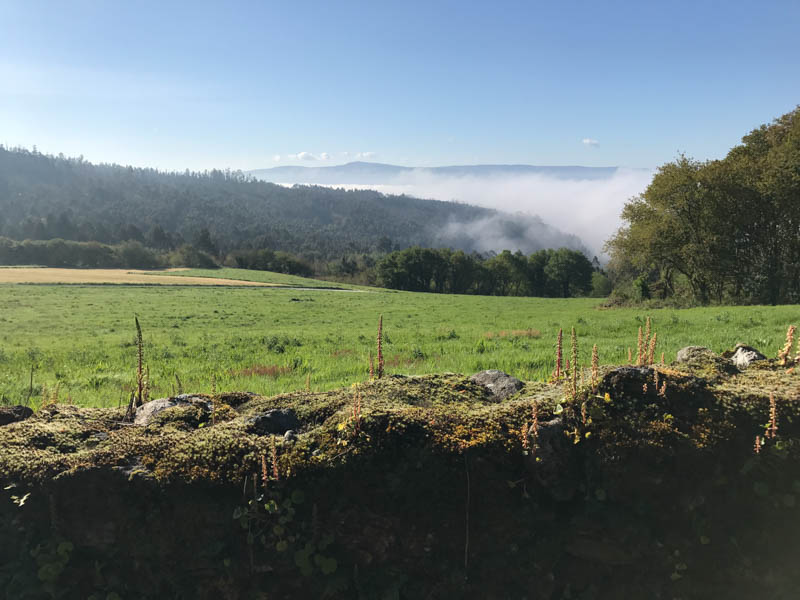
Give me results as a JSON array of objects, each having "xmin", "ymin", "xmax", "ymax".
[
  {"xmin": 606, "ymin": 106, "xmax": 800, "ymax": 305},
  {"xmin": 0, "ymin": 146, "xmax": 585, "ymax": 261}
]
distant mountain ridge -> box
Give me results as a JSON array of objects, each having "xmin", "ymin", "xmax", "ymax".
[{"xmin": 249, "ymin": 161, "xmax": 620, "ymax": 185}]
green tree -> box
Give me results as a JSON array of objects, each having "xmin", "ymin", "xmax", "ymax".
[
  {"xmin": 544, "ymin": 248, "xmax": 593, "ymax": 298},
  {"xmin": 606, "ymin": 106, "xmax": 800, "ymax": 305}
]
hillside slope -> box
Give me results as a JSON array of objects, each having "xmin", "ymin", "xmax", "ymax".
[{"xmin": 0, "ymin": 148, "xmax": 587, "ymax": 258}]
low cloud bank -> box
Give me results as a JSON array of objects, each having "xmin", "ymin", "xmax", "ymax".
[
  {"xmin": 294, "ymin": 169, "xmax": 653, "ymax": 255},
  {"xmin": 436, "ymin": 213, "xmax": 587, "ymax": 256}
]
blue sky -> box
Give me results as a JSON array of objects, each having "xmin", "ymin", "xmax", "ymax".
[{"xmin": 1, "ymin": 0, "xmax": 798, "ymax": 171}]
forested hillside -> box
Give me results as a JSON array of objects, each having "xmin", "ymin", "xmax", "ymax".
[
  {"xmin": 0, "ymin": 148, "xmax": 585, "ymax": 260},
  {"xmin": 607, "ymin": 106, "xmax": 800, "ymax": 305}
]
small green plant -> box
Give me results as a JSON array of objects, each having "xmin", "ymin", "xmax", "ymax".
[
  {"xmin": 233, "ymin": 470, "xmax": 338, "ymax": 578},
  {"xmin": 175, "ymin": 373, "xmax": 183, "ymax": 395}
]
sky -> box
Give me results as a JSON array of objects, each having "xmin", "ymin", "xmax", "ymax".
[{"xmin": 1, "ymin": 0, "xmax": 798, "ymax": 173}]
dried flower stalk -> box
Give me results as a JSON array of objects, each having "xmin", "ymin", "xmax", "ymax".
[
  {"xmin": 570, "ymin": 327, "xmax": 578, "ymax": 401},
  {"xmin": 767, "ymin": 394, "xmax": 778, "ymax": 439},
  {"xmin": 555, "ymin": 328, "xmax": 563, "ymax": 380},
  {"xmin": 271, "ymin": 436, "xmax": 279, "ymax": 481},
  {"xmin": 376, "ymin": 315, "xmax": 385, "ymax": 379},
  {"xmin": 648, "ymin": 332, "xmax": 658, "ymax": 365},
  {"xmin": 135, "ymin": 316, "xmax": 144, "ymax": 407},
  {"xmin": 531, "ymin": 402, "xmax": 540, "ymax": 457},
  {"xmin": 261, "ymin": 453, "xmax": 269, "ymax": 489},
  {"xmin": 778, "ymin": 325, "xmax": 797, "ymax": 366},
  {"xmin": 352, "ymin": 388, "xmax": 362, "ymax": 437},
  {"xmin": 637, "ymin": 327, "xmax": 644, "ymax": 366}
]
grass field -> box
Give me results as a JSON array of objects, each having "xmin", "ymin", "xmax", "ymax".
[
  {"xmin": 0, "ymin": 268, "xmax": 797, "ymax": 407},
  {"xmin": 0, "ymin": 267, "xmax": 284, "ymax": 286},
  {"xmin": 143, "ymin": 267, "xmax": 351, "ymax": 288}
]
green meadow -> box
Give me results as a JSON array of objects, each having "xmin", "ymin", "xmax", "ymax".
[{"xmin": 0, "ymin": 268, "xmax": 797, "ymax": 407}]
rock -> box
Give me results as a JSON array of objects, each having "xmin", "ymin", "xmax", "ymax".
[
  {"xmin": 676, "ymin": 346, "xmax": 716, "ymax": 363},
  {"xmin": 469, "ymin": 370, "xmax": 524, "ymax": 400},
  {"xmin": 215, "ymin": 391, "xmax": 258, "ymax": 408},
  {"xmin": 85, "ymin": 432, "xmax": 110, "ymax": 447},
  {"xmin": 247, "ymin": 409, "xmax": 300, "ymax": 435},
  {"xmin": 601, "ymin": 366, "xmax": 657, "ymax": 400},
  {"xmin": 133, "ymin": 396, "xmax": 204, "ymax": 426},
  {"xmin": 726, "ymin": 344, "xmax": 767, "ymax": 369},
  {"xmin": 283, "ymin": 430, "xmax": 298, "ymax": 442},
  {"xmin": 0, "ymin": 405, "xmax": 34, "ymax": 426},
  {"xmin": 675, "ymin": 346, "xmax": 738, "ymax": 375},
  {"xmin": 599, "ymin": 365, "xmax": 714, "ymax": 418}
]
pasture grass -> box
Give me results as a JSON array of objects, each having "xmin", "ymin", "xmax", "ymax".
[
  {"xmin": 145, "ymin": 267, "xmax": 352, "ymax": 288},
  {"xmin": 0, "ymin": 268, "xmax": 797, "ymax": 407},
  {"xmin": 0, "ymin": 267, "xmax": 279, "ymax": 286}
]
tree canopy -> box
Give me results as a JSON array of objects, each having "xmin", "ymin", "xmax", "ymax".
[
  {"xmin": 606, "ymin": 107, "xmax": 800, "ymax": 305},
  {"xmin": 377, "ymin": 246, "xmax": 597, "ymax": 297}
]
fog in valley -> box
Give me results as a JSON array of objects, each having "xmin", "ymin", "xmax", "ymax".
[{"xmin": 271, "ymin": 167, "xmax": 654, "ymax": 256}]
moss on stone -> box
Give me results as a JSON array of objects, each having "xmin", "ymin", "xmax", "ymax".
[{"xmin": 1, "ymin": 352, "xmax": 800, "ymax": 599}]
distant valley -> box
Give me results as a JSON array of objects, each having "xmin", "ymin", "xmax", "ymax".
[
  {"xmin": 248, "ymin": 162, "xmax": 653, "ymax": 253},
  {"xmin": 0, "ymin": 148, "xmax": 590, "ymax": 258}
]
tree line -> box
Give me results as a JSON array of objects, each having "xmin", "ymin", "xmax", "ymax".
[
  {"xmin": 606, "ymin": 106, "xmax": 800, "ymax": 305},
  {"xmin": 0, "ymin": 238, "xmax": 164, "ymax": 269},
  {"xmin": 0, "ymin": 237, "xmax": 320, "ymax": 275},
  {"xmin": 376, "ymin": 246, "xmax": 609, "ymax": 297}
]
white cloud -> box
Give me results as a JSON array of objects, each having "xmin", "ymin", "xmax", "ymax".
[
  {"xmin": 320, "ymin": 152, "xmax": 330, "ymax": 160},
  {"xmin": 273, "ymin": 154, "xmax": 281, "ymax": 162},
  {"xmin": 296, "ymin": 151, "xmax": 316, "ymax": 161},
  {"xmin": 289, "ymin": 169, "xmax": 653, "ymax": 255},
  {"xmin": 355, "ymin": 151, "xmax": 376, "ymax": 159},
  {"xmin": 582, "ymin": 138, "xmax": 600, "ymax": 147}
]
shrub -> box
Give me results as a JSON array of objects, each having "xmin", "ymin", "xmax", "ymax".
[
  {"xmin": 590, "ymin": 272, "xmax": 613, "ymax": 297},
  {"xmin": 169, "ymin": 245, "xmax": 217, "ymax": 269}
]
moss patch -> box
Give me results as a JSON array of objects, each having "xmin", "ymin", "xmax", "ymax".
[{"xmin": 1, "ymin": 356, "xmax": 799, "ymax": 599}]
